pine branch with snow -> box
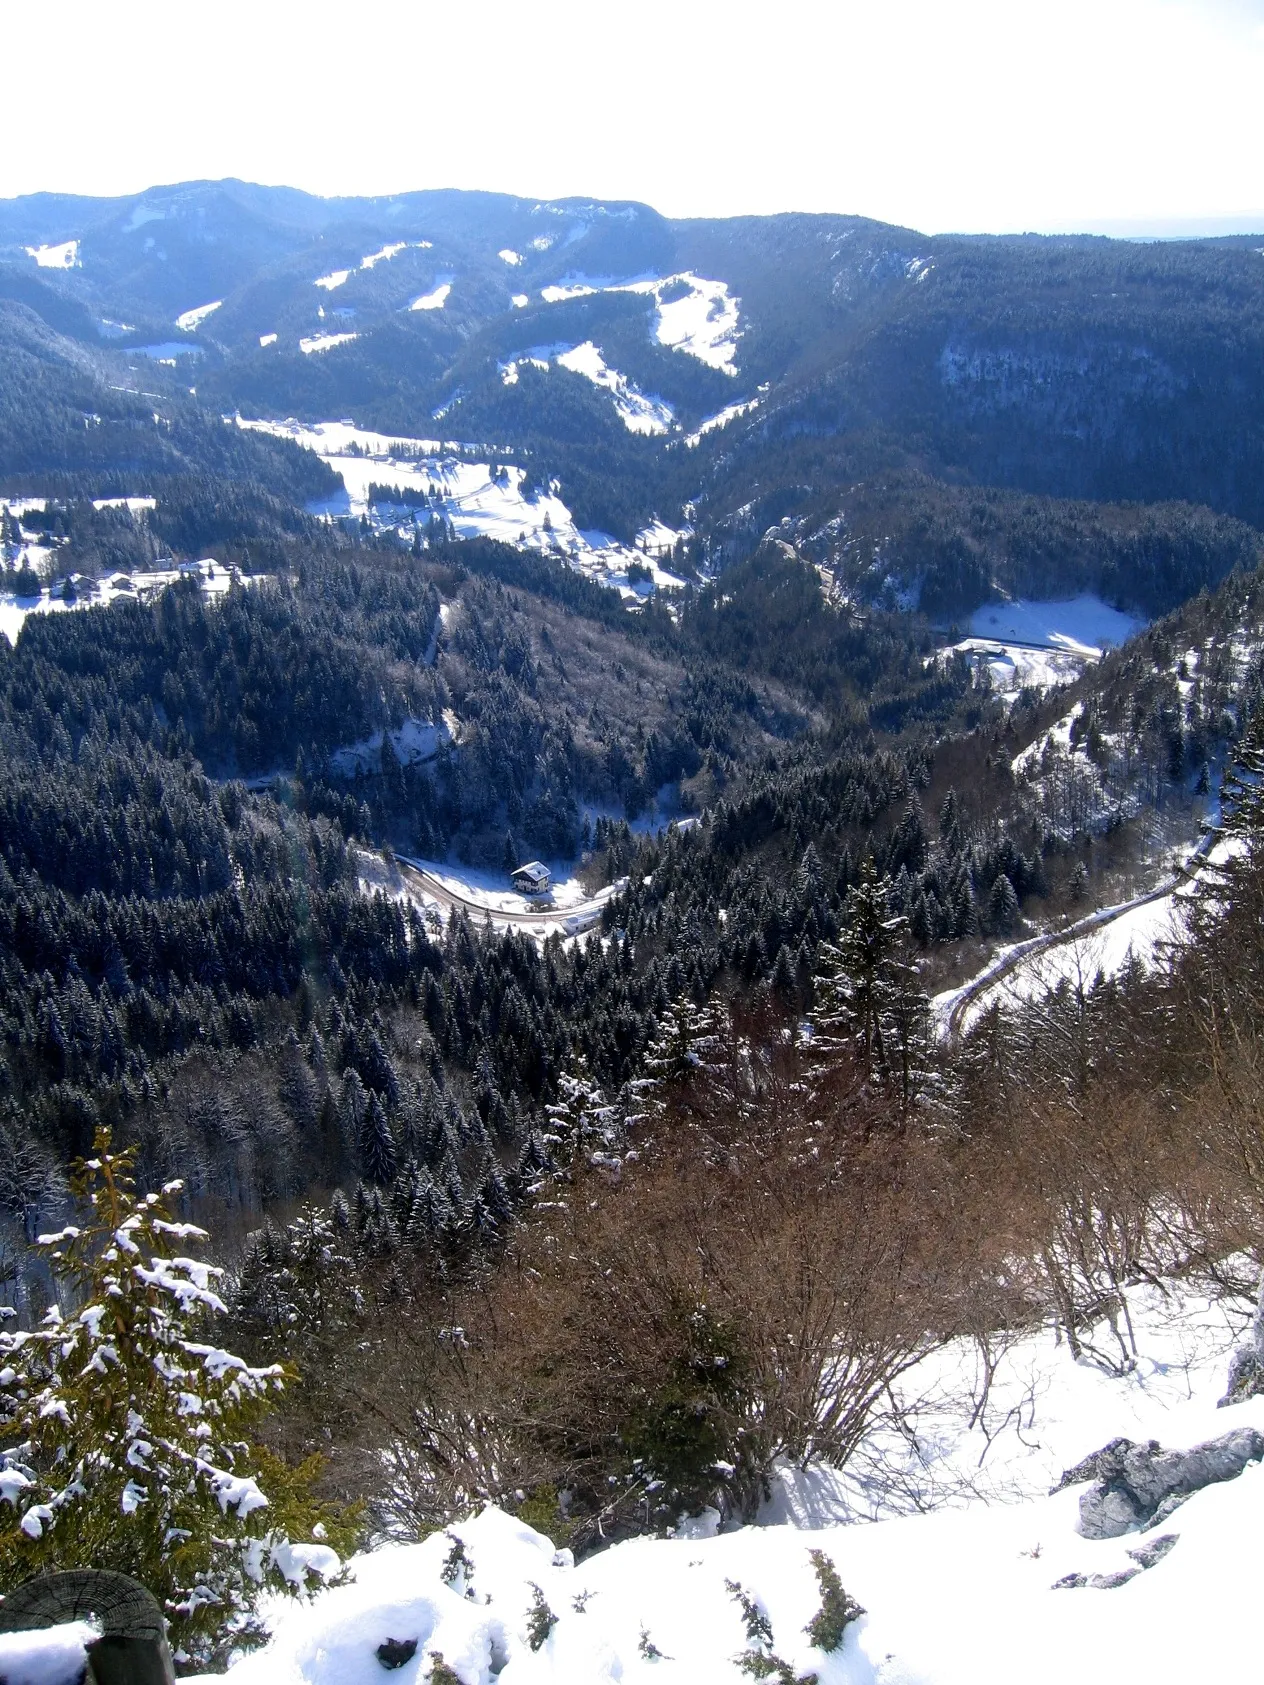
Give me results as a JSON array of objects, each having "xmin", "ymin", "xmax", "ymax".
[{"xmin": 0, "ymin": 1128, "xmax": 357, "ymax": 1668}]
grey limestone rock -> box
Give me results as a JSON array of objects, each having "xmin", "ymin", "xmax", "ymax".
[{"xmin": 1056, "ymin": 1428, "xmax": 1264, "ymax": 1539}]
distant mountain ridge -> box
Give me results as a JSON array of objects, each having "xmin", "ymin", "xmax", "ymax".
[{"xmin": 3, "ymin": 178, "xmax": 1264, "ymax": 614}]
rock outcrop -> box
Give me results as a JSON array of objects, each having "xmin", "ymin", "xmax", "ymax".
[{"xmin": 1055, "ymin": 1428, "xmax": 1264, "ymax": 1539}]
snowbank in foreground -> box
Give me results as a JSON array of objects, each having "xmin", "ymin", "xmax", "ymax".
[{"xmin": 169, "ymin": 1278, "xmax": 1261, "ymax": 1684}]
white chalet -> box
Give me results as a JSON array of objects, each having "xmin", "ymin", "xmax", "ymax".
[{"xmin": 511, "ymin": 860, "xmax": 551, "ymax": 895}]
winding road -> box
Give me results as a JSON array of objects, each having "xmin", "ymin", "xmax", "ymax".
[{"xmin": 938, "ymin": 830, "xmax": 1215, "ymax": 1040}]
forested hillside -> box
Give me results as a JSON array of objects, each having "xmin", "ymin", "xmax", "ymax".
[{"xmin": 4, "ymin": 177, "xmax": 1264, "ymax": 1674}]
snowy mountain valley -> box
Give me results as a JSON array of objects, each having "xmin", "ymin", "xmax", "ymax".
[{"xmin": 3, "ymin": 178, "xmax": 1264, "ymax": 1681}]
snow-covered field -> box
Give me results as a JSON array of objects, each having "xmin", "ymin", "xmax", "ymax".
[
  {"xmin": 129, "ymin": 1277, "xmax": 1249, "ymax": 1683},
  {"xmin": 933, "ymin": 833, "xmax": 1224, "ymax": 1035},
  {"xmin": 683, "ymin": 390, "xmax": 765, "ymax": 447},
  {"xmin": 505, "ymin": 342, "xmax": 672, "ymax": 435},
  {"xmin": 25, "ymin": 238, "xmax": 79, "ymax": 268},
  {"xmin": 356, "ymin": 851, "xmax": 625, "ymax": 942},
  {"xmin": 942, "ymin": 595, "xmax": 1146, "ymax": 697},
  {"xmin": 176, "ymin": 300, "xmax": 223, "ymax": 331},
  {"xmin": 233, "ymin": 418, "xmax": 687, "ymax": 599},
  {"xmin": 535, "ymin": 272, "xmax": 741, "ymax": 372},
  {"xmin": 411, "ymin": 281, "xmax": 453, "ymax": 311},
  {"xmin": 0, "ymin": 560, "xmax": 246, "ymax": 645}
]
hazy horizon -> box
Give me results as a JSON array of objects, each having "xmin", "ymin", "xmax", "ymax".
[{"xmin": 5, "ymin": 0, "xmax": 1264, "ymax": 239}]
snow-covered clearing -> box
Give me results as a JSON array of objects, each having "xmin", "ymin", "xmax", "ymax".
[
  {"xmin": 411, "ymin": 282, "xmax": 452, "ymax": 311},
  {"xmin": 130, "ymin": 342, "xmax": 203, "ymax": 361},
  {"xmin": 259, "ymin": 333, "xmax": 278, "ymax": 347},
  {"xmin": 332, "ymin": 717, "xmax": 453, "ymax": 777},
  {"xmin": 499, "ymin": 341, "xmax": 672, "ymax": 434},
  {"xmin": 90, "ymin": 495, "xmax": 156, "ymax": 514},
  {"xmin": 548, "ymin": 343, "xmax": 673, "ymax": 434},
  {"xmin": 0, "ymin": 560, "xmax": 248, "ymax": 645},
  {"xmin": 314, "ymin": 268, "xmax": 351, "ymax": 291},
  {"xmin": 361, "ymin": 242, "xmax": 408, "ymax": 269},
  {"xmin": 234, "ymin": 417, "xmax": 687, "ymax": 600},
  {"xmin": 299, "ymin": 331, "xmax": 359, "ymax": 355},
  {"xmin": 941, "ymin": 595, "xmax": 1146, "ymax": 698},
  {"xmin": 537, "ymin": 272, "xmax": 741, "ymax": 371},
  {"xmin": 355, "ymin": 852, "xmax": 625, "ymax": 941},
  {"xmin": 176, "ymin": 300, "xmax": 222, "ymax": 330},
  {"xmin": 498, "ymin": 248, "xmax": 523, "ymax": 265},
  {"xmin": 25, "ymin": 239, "xmax": 79, "ymax": 268},
  {"xmin": 969, "ymin": 595, "xmax": 1144, "ymax": 653},
  {"xmin": 112, "ymin": 1275, "xmax": 1257, "ymax": 1685}
]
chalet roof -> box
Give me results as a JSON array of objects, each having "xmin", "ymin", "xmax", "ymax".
[{"xmin": 512, "ymin": 860, "xmax": 550, "ymax": 883}]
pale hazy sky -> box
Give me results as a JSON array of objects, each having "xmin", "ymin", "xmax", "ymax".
[{"xmin": 5, "ymin": 0, "xmax": 1264, "ymax": 234}]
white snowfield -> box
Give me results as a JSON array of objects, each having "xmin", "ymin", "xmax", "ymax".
[
  {"xmin": 941, "ymin": 595, "xmax": 1146, "ymax": 698},
  {"xmin": 234, "ymin": 417, "xmax": 687, "ymax": 600},
  {"xmin": 0, "ymin": 560, "xmax": 248, "ymax": 645},
  {"xmin": 411, "ymin": 282, "xmax": 452, "ymax": 312},
  {"xmin": 25, "ymin": 239, "xmax": 79, "ymax": 268},
  {"xmin": 299, "ymin": 331, "xmax": 359, "ymax": 355},
  {"xmin": 123, "ymin": 1275, "xmax": 1257, "ymax": 1685},
  {"xmin": 499, "ymin": 341, "xmax": 672, "ymax": 435},
  {"xmin": 538, "ymin": 272, "xmax": 741, "ymax": 371},
  {"xmin": 176, "ymin": 300, "xmax": 223, "ymax": 331},
  {"xmin": 683, "ymin": 390, "xmax": 766, "ymax": 447}
]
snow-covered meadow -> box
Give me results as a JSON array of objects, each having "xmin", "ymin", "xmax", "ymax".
[
  {"xmin": 233, "ymin": 418, "xmax": 688, "ymax": 599},
  {"xmin": 941, "ymin": 595, "xmax": 1146, "ymax": 698},
  {"xmin": 0, "ymin": 558, "xmax": 243, "ymax": 645},
  {"xmin": 536, "ymin": 272, "xmax": 741, "ymax": 373}
]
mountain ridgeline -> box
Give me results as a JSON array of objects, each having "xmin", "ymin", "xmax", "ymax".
[{"xmin": 1, "ymin": 180, "xmax": 1262, "ymax": 614}]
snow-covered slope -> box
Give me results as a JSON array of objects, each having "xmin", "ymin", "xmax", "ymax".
[
  {"xmin": 940, "ymin": 596, "xmax": 1147, "ymax": 699},
  {"xmin": 234, "ymin": 418, "xmax": 687, "ymax": 599},
  {"xmin": 177, "ymin": 1282, "xmax": 1258, "ymax": 1682}
]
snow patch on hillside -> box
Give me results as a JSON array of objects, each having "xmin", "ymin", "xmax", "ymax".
[
  {"xmin": 176, "ymin": 300, "xmax": 222, "ymax": 330},
  {"xmin": 314, "ymin": 268, "xmax": 351, "ymax": 291},
  {"xmin": 410, "ymin": 282, "xmax": 452, "ymax": 311},
  {"xmin": 684, "ymin": 391, "xmax": 765, "ymax": 446},
  {"xmin": 969, "ymin": 595, "xmax": 1144, "ymax": 654},
  {"xmin": 299, "ymin": 332, "xmax": 359, "ymax": 355},
  {"xmin": 361, "ymin": 242, "xmax": 408, "ymax": 269},
  {"xmin": 555, "ymin": 343, "xmax": 672, "ymax": 434},
  {"xmin": 25, "ymin": 239, "xmax": 79, "ymax": 268},
  {"xmin": 235, "ymin": 418, "xmax": 687, "ymax": 600},
  {"xmin": 498, "ymin": 248, "xmax": 523, "ymax": 265},
  {"xmin": 536, "ymin": 272, "xmax": 741, "ymax": 370},
  {"xmin": 941, "ymin": 595, "xmax": 1147, "ymax": 698},
  {"xmin": 499, "ymin": 342, "xmax": 672, "ymax": 434},
  {"xmin": 183, "ymin": 1277, "xmax": 1261, "ymax": 1685}
]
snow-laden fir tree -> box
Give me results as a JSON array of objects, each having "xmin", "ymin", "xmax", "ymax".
[
  {"xmin": 810, "ymin": 860, "xmax": 935, "ymax": 1114},
  {"xmin": 543, "ymin": 1055, "xmax": 618, "ymax": 1170},
  {"xmin": 0, "ymin": 1129, "xmax": 356, "ymax": 1668}
]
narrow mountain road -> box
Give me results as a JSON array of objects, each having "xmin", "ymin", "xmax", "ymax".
[
  {"xmin": 939, "ymin": 830, "xmax": 1215, "ymax": 1040},
  {"xmin": 394, "ymin": 856, "xmax": 626, "ymax": 935}
]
